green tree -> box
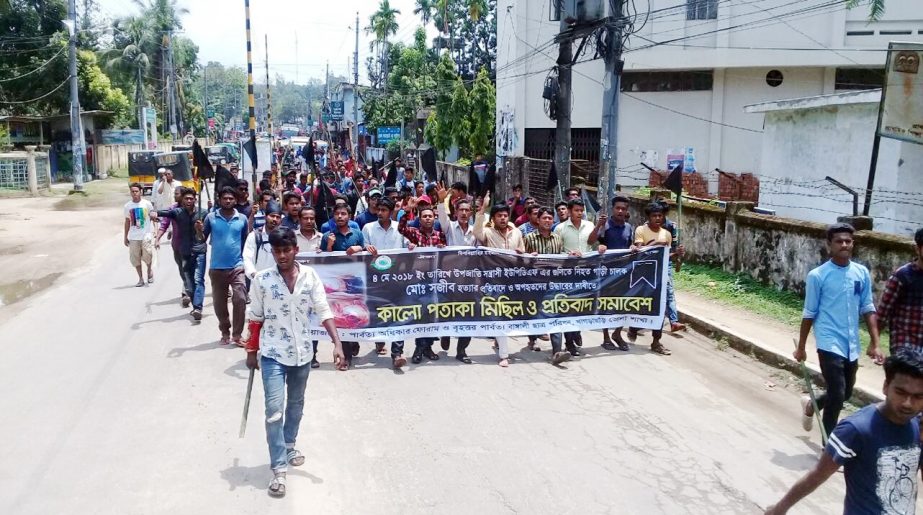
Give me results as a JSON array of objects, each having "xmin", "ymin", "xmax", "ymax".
[
  {"xmin": 413, "ymin": 0, "xmax": 433, "ymax": 26},
  {"xmin": 467, "ymin": 66, "xmax": 494, "ymax": 157},
  {"xmin": 847, "ymin": 0, "xmax": 885, "ymax": 20},
  {"xmin": 101, "ymin": 15, "xmax": 150, "ymax": 125},
  {"xmin": 366, "ymin": 0, "xmax": 401, "ymax": 89}
]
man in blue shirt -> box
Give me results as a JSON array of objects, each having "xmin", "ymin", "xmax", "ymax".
[
  {"xmin": 766, "ymin": 347, "xmax": 923, "ymax": 515},
  {"xmin": 795, "ymin": 223, "xmax": 883, "ymax": 438},
  {"xmin": 588, "ymin": 195, "xmax": 636, "ymax": 350},
  {"xmin": 353, "ymin": 189, "xmax": 381, "ymax": 229},
  {"xmin": 320, "ymin": 203, "xmax": 366, "ymax": 367},
  {"xmin": 203, "ymin": 186, "xmax": 250, "ymax": 346}
]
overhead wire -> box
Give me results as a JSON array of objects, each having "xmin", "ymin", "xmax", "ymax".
[{"xmin": 0, "ymin": 76, "xmax": 70, "ymax": 104}]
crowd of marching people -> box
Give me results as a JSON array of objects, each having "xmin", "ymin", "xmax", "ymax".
[{"xmin": 122, "ymin": 141, "xmax": 923, "ymax": 504}]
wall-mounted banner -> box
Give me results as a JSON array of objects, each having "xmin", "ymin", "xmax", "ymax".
[{"xmin": 296, "ymin": 246, "xmax": 669, "ymax": 340}]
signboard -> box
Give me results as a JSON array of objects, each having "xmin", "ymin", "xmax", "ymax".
[
  {"xmin": 878, "ymin": 42, "xmax": 923, "ymax": 145},
  {"xmin": 293, "ymin": 246, "xmax": 669, "ymax": 340},
  {"xmin": 100, "ymin": 129, "xmax": 144, "ymax": 145},
  {"xmin": 377, "ymin": 126, "xmax": 401, "ymax": 144},
  {"xmin": 330, "ymin": 101, "xmax": 345, "ymax": 121},
  {"xmin": 322, "ymin": 113, "xmax": 333, "ymax": 123}
]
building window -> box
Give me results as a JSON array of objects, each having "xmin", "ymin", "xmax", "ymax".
[
  {"xmin": 835, "ymin": 68, "xmax": 885, "ymax": 90},
  {"xmin": 687, "ymin": 0, "xmax": 717, "ymax": 20},
  {"xmin": 620, "ymin": 70, "xmax": 713, "ymax": 92}
]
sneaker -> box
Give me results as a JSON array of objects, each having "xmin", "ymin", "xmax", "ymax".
[
  {"xmin": 800, "ymin": 396, "xmax": 814, "ymax": 432},
  {"xmin": 191, "ymin": 308, "xmax": 202, "ymax": 321},
  {"xmin": 552, "ymin": 351, "xmax": 571, "ymax": 365},
  {"xmin": 181, "ymin": 294, "xmax": 191, "ymax": 308},
  {"xmin": 310, "ymin": 358, "xmax": 319, "ymax": 369}
]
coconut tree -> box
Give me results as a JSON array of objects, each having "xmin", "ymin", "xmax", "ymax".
[
  {"xmin": 413, "ymin": 0, "xmax": 433, "ymax": 27},
  {"xmin": 366, "ymin": 0, "xmax": 401, "ymax": 89},
  {"xmin": 101, "ymin": 15, "xmax": 150, "ymax": 125}
]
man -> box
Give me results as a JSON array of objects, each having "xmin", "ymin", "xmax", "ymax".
[
  {"xmin": 152, "ymin": 168, "xmax": 176, "ymax": 211},
  {"xmin": 795, "ymin": 223, "xmax": 883, "ymax": 438},
  {"xmin": 235, "ymin": 180, "xmax": 254, "ymax": 222},
  {"xmin": 202, "ymin": 186, "xmax": 250, "ymax": 346},
  {"xmin": 295, "ymin": 207, "xmax": 322, "ymax": 253},
  {"xmin": 245, "ymin": 227, "xmax": 348, "ymax": 498},
  {"xmin": 877, "ymin": 227, "xmax": 923, "ymax": 351},
  {"xmin": 513, "ymin": 197, "xmax": 536, "ymax": 226},
  {"xmin": 434, "ymin": 183, "xmax": 477, "ymax": 361},
  {"xmin": 397, "ymin": 165, "xmax": 415, "ymax": 191},
  {"xmin": 244, "ymin": 200, "xmax": 283, "ymax": 280},
  {"xmin": 354, "ymin": 189, "xmax": 381, "ymax": 228},
  {"xmin": 282, "ymin": 170, "xmax": 303, "ymax": 196},
  {"xmin": 296, "ymin": 172, "xmax": 309, "ymax": 192},
  {"xmin": 156, "ymin": 187, "xmax": 209, "ymax": 320},
  {"xmin": 319, "ymin": 197, "xmax": 361, "ymax": 234},
  {"xmin": 554, "ymin": 199, "xmax": 599, "ymax": 351},
  {"xmin": 473, "ymin": 192, "xmax": 525, "ymax": 367},
  {"xmin": 632, "ymin": 202, "xmax": 678, "ymax": 356},
  {"xmin": 364, "ymin": 197, "xmax": 413, "ymax": 368},
  {"xmin": 403, "ymin": 195, "xmax": 443, "ymax": 232},
  {"xmin": 765, "ymin": 347, "xmax": 923, "ymax": 515},
  {"xmin": 280, "ymin": 192, "xmax": 302, "ymax": 231},
  {"xmin": 320, "ymin": 203, "xmax": 367, "ymax": 366},
  {"xmin": 517, "ymin": 204, "xmax": 540, "ymax": 236},
  {"xmin": 155, "ymin": 187, "xmax": 186, "ymax": 302},
  {"xmin": 524, "ymin": 207, "xmax": 574, "ymax": 365},
  {"xmin": 589, "ymin": 195, "xmax": 636, "ymax": 350},
  {"xmin": 251, "ymin": 190, "xmax": 276, "ymax": 232},
  {"xmin": 447, "ymin": 182, "xmax": 472, "ymax": 220},
  {"xmin": 659, "ymin": 201, "xmax": 686, "ymax": 333},
  {"xmin": 399, "ymin": 205, "xmax": 447, "ymax": 364},
  {"xmin": 124, "ymin": 183, "xmax": 156, "ymax": 287},
  {"xmin": 414, "ymin": 181, "xmax": 425, "ymax": 198},
  {"xmin": 507, "ymin": 184, "xmax": 526, "ymax": 221},
  {"xmin": 554, "ymin": 201, "xmax": 569, "ymax": 228}
]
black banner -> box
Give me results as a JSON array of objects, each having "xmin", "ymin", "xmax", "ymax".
[{"xmin": 297, "ymin": 246, "xmax": 669, "ymax": 340}]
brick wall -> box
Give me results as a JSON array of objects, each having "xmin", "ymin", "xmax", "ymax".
[
  {"xmin": 717, "ymin": 172, "xmax": 760, "ymax": 203},
  {"xmin": 647, "ymin": 169, "xmax": 709, "ymax": 198}
]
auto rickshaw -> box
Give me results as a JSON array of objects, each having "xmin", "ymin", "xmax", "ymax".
[
  {"xmin": 153, "ymin": 151, "xmax": 199, "ymax": 193},
  {"xmin": 127, "ymin": 150, "xmax": 159, "ymax": 195}
]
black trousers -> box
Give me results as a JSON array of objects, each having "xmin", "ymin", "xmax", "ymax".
[
  {"xmin": 816, "ymin": 349, "xmax": 859, "ymax": 437},
  {"xmin": 441, "ymin": 336, "xmax": 472, "ymax": 357}
]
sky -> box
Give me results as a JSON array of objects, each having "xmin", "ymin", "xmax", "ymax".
[{"xmin": 95, "ymin": 0, "xmax": 437, "ymax": 85}]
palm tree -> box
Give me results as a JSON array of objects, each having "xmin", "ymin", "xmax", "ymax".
[
  {"xmin": 366, "ymin": 0, "xmax": 401, "ymax": 89},
  {"xmin": 102, "ymin": 16, "xmax": 150, "ymax": 125},
  {"xmin": 413, "ymin": 0, "xmax": 433, "ymax": 27},
  {"xmin": 848, "ymin": 0, "xmax": 885, "ymax": 20}
]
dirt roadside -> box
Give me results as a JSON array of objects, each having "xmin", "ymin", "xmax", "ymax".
[{"xmin": 0, "ymin": 178, "xmax": 130, "ymax": 322}]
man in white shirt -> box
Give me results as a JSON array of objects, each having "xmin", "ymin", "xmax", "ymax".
[
  {"xmin": 243, "ymin": 200, "xmax": 283, "ymax": 280},
  {"xmin": 554, "ymin": 198, "xmax": 604, "ymax": 352},
  {"xmin": 245, "ymin": 227, "xmax": 347, "ymax": 498},
  {"xmin": 124, "ymin": 182, "xmax": 157, "ymax": 287},
  {"xmin": 152, "ymin": 168, "xmax": 176, "ymax": 211},
  {"xmin": 363, "ymin": 197, "xmax": 414, "ymax": 368},
  {"xmin": 295, "ymin": 206, "xmax": 322, "ymax": 254},
  {"xmin": 434, "ymin": 183, "xmax": 477, "ymax": 362}
]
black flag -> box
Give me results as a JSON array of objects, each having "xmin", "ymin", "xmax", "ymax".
[
  {"xmin": 663, "ymin": 163, "xmax": 684, "ymax": 197},
  {"xmin": 192, "ymin": 140, "xmax": 214, "ymax": 179},
  {"xmin": 243, "ymin": 137, "xmax": 258, "ymax": 170},
  {"xmin": 421, "ymin": 147, "xmax": 437, "ymax": 183},
  {"xmin": 546, "ymin": 162, "xmax": 558, "ymax": 190},
  {"xmin": 305, "ymin": 137, "xmax": 315, "ymax": 167},
  {"xmin": 214, "ymin": 165, "xmax": 237, "ymax": 195},
  {"xmin": 385, "ymin": 159, "xmax": 398, "ymax": 188}
]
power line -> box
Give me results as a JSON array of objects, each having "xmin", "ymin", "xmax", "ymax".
[
  {"xmin": 0, "ymin": 46, "xmax": 66, "ymax": 83},
  {"xmin": 0, "ymin": 76, "xmax": 70, "ymax": 104}
]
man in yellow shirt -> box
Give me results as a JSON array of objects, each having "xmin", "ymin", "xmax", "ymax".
[{"xmin": 633, "ymin": 202, "xmax": 673, "ymax": 355}]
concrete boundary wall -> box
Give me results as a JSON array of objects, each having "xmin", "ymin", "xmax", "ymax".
[{"xmin": 628, "ymin": 192, "xmax": 916, "ymax": 296}]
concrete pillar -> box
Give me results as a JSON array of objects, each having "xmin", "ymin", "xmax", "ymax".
[
  {"xmin": 25, "ymin": 145, "xmax": 38, "ymax": 195},
  {"xmin": 722, "ymin": 202, "xmax": 755, "ymax": 274}
]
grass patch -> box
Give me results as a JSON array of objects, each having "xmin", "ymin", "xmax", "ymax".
[
  {"xmin": 676, "ymin": 263, "xmax": 889, "ymax": 353},
  {"xmin": 52, "ymin": 177, "xmax": 127, "ymax": 211}
]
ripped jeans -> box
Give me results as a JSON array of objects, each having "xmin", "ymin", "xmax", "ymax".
[{"xmin": 260, "ymin": 356, "xmax": 311, "ymax": 472}]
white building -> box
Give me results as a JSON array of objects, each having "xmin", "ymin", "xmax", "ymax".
[
  {"xmin": 496, "ymin": 0, "xmax": 923, "ymax": 192},
  {"xmin": 746, "ymin": 89, "xmax": 923, "ymax": 237}
]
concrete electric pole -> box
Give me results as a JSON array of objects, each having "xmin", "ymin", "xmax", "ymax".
[
  {"xmin": 66, "ymin": 0, "xmax": 85, "ymax": 192},
  {"xmin": 597, "ymin": 1, "xmax": 625, "ymax": 208},
  {"xmin": 554, "ymin": 17, "xmax": 572, "ymax": 192},
  {"xmin": 352, "ymin": 11, "xmax": 360, "ymax": 161}
]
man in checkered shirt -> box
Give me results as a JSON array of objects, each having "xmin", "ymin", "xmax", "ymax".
[{"xmin": 878, "ymin": 227, "xmax": 923, "ymax": 351}]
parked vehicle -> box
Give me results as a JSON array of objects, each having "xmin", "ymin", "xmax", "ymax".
[{"xmin": 127, "ymin": 150, "xmax": 159, "ymax": 194}]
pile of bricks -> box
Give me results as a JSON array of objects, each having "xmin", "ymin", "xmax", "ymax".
[
  {"xmin": 717, "ymin": 172, "xmax": 760, "ymax": 203},
  {"xmin": 647, "ymin": 169, "xmax": 709, "ymax": 198}
]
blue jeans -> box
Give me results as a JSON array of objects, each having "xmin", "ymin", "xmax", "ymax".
[
  {"xmin": 181, "ymin": 252, "xmax": 207, "ymax": 310},
  {"xmin": 666, "ymin": 266, "xmax": 678, "ymax": 324},
  {"xmin": 260, "ymin": 356, "xmax": 311, "ymax": 472}
]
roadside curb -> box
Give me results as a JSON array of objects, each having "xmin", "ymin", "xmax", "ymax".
[{"xmin": 678, "ymin": 310, "xmax": 884, "ymax": 407}]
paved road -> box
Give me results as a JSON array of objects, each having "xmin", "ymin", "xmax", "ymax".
[{"xmin": 0, "ymin": 234, "xmax": 851, "ymax": 514}]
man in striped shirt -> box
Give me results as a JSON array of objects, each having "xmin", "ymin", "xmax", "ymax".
[{"xmin": 524, "ymin": 207, "xmax": 572, "ymax": 365}]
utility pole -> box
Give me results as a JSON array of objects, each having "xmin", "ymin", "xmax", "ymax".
[
  {"xmin": 203, "ymin": 64, "xmax": 209, "ymax": 143},
  {"xmin": 352, "ymin": 11, "xmax": 360, "ymax": 162},
  {"xmin": 294, "ymin": 32, "xmax": 299, "ymax": 85},
  {"xmin": 597, "ymin": 1, "xmax": 625, "ymax": 208},
  {"xmin": 66, "ymin": 0, "xmax": 85, "ymax": 192},
  {"xmin": 166, "ymin": 31, "xmax": 178, "ymax": 142},
  {"xmin": 553, "ymin": 17, "xmax": 572, "ymax": 192},
  {"xmin": 264, "ymin": 34, "xmax": 273, "ymax": 145},
  {"xmin": 243, "ymin": 0, "xmax": 258, "ymax": 199}
]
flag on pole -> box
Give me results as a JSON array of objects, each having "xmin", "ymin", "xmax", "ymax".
[
  {"xmin": 243, "ymin": 137, "xmax": 258, "ymax": 170},
  {"xmin": 663, "ymin": 163, "xmax": 684, "ymax": 197},
  {"xmin": 546, "ymin": 162, "xmax": 558, "ymax": 190}
]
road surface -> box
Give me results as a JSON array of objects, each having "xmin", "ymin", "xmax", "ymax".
[{"xmin": 0, "ymin": 216, "xmax": 855, "ymax": 514}]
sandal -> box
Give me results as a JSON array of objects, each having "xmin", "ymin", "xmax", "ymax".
[
  {"xmin": 268, "ymin": 474, "xmax": 286, "ymax": 498},
  {"xmin": 286, "ymin": 449, "xmax": 305, "ymax": 467},
  {"xmin": 651, "ymin": 342, "xmax": 672, "ymax": 355},
  {"xmin": 498, "ymin": 358, "xmax": 509, "ymax": 368},
  {"xmin": 147, "ymin": 276, "xmax": 154, "ymax": 284},
  {"xmin": 423, "ymin": 348, "xmax": 440, "ymax": 361},
  {"xmin": 134, "ymin": 280, "xmax": 145, "ymax": 287},
  {"xmin": 456, "ymin": 354, "xmax": 472, "ymax": 364},
  {"xmin": 527, "ymin": 341, "xmax": 541, "ymax": 352}
]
